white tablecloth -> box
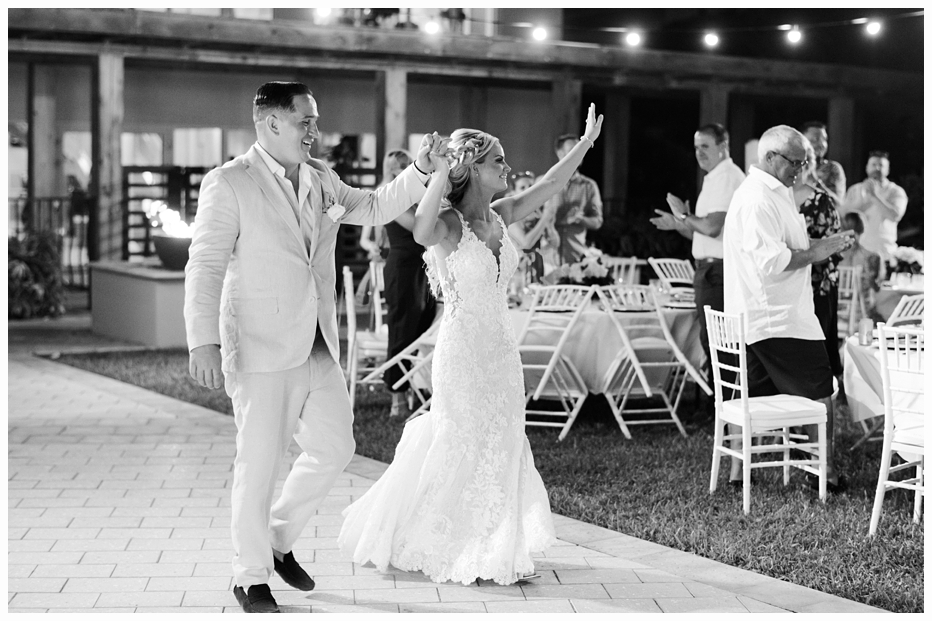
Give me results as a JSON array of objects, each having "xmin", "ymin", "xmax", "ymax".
[
  {"xmin": 843, "ymin": 335, "xmax": 925, "ymax": 429},
  {"xmin": 508, "ymin": 306, "xmax": 701, "ymax": 394}
]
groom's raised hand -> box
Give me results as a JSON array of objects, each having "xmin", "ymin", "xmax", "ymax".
[
  {"xmin": 414, "ymin": 132, "xmax": 445, "ymax": 174},
  {"xmin": 190, "ymin": 344, "xmax": 224, "ymax": 389}
]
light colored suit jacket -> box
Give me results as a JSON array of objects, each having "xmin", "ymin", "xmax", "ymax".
[{"xmin": 184, "ymin": 144, "xmax": 426, "ymax": 373}]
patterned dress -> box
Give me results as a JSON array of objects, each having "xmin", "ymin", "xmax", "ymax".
[
  {"xmin": 800, "ymin": 189, "xmax": 841, "ymax": 296},
  {"xmin": 338, "ymin": 209, "xmax": 555, "ymax": 585}
]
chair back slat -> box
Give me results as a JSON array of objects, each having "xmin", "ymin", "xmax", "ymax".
[
  {"xmin": 887, "ymin": 294, "xmax": 925, "ymax": 328},
  {"xmin": 648, "ymin": 257, "xmax": 695, "ymax": 290},
  {"xmin": 602, "ymin": 256, "xmax": 639, "ymax": 285}
]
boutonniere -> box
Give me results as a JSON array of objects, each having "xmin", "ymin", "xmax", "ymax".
[
  {"xmin": 322, "ymin": 191, "xmax": 345, "ymax": 221},
  {"xmin": 326, "ymin": 204, "xmax": 346, "ymax": 221}
]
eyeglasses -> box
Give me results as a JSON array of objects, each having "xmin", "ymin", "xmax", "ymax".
[{"xmin": 773, "ymin": 152, "xmax": 808, "ymax": 170}]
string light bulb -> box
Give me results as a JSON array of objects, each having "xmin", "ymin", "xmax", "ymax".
[
  {"xmin": 625, "ymin": 31, "xmax": 641, "ymax": 47},
  {"xmin": 787, "ymin": 26, "xmax": 802, "ymax": 44},
  {"xmin": 866, "ymin": 21, "xmax": 882, "ymax": 36},
  {"xmin": 423, "ymin": 20, "xmax": 440, "ymax": 35},
  {"xmin": 314, "ymin": 8, "xmax": 332, "ymax": 19},
  {"xmin": 532, "ymin": 26, "xmax": 547, "ymax": 41},
  {"xmin": 703, "ymin": 32, "xmax": 719, "ymax": 48}
]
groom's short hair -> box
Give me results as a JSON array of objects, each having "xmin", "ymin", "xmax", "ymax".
[{"xmin": 253, "ymin": 82, "xmax": 313, "ymax": 122}]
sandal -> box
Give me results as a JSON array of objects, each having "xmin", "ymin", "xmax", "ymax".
[{"xmin": 515, "ymin": 572, "xmax": 540, "ymax": 583}]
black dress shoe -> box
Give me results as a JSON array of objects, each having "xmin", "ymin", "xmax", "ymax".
[
  {"xmin": 273, "ymin": 550, "xmax": 316, "ymax": 591},
  {"xmin": 233, "ymin": 584, "xmax": 280, "ymax": 613}
]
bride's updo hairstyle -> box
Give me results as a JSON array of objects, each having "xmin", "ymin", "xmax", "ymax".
[{"xmin": 445, "ymin": 129, "xmax": 499, "ymax": 207}]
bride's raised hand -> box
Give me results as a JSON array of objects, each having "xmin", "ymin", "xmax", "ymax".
[{"xmin": 582, "ymin": 103, "xmax": 604, "ymax": 144}]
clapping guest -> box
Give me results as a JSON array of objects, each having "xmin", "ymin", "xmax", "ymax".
[
  {"xmin": 793, "ymin": 142, "xmax": 844, "ymax": 380},
  {"xmin": 360, "ymin": 149, "xmax": 438, "ymax": 417}
]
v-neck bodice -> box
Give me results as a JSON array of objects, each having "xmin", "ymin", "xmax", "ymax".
[{"xmin": 423, "ymin": 208, "xmax": 520, "ymax": 315}]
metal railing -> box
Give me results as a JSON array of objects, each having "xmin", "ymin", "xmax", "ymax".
[{"xmin": 8, "ymin": 196, "xmax": 92, "ymax": 288}]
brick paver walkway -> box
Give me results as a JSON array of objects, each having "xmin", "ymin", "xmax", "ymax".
[{"xmin": 8, "ymin": 349, "xmax": 885, "ymax": 613}]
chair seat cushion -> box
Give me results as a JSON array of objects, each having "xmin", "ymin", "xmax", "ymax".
[{"xmin": 721, "ymin": 394, "xmax": 826, "ymax": 428}]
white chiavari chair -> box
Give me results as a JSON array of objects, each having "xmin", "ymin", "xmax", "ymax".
[
  {"xmin": 516, "ymin": 284, "xmax": 594, "ymax": 441},
  {"xmin": 869, "ymin": 324, "xmax": 924, "ymax": 535},
  {"xmin": 596, "ymin": 284, "xmax": 710, "ymax": 439},
  {"xmin": 342, "ymin": 266, "xmax": 388, "ymax": 408},
  {"xmin": 705, "ymin": 307, "xmax": 828, "ymax": 514},
  {"xmin": 836, "ymin": 265, "xmax": 865, "ymax": 339},
  {"xmin": 602, "ymin": 256, "xmax": 639, "ymax": 285},
  {"xmin": 886, "ymin": 294, "xmax": 924, "ymax": 328},
  {"xmin": 647, "ymin": 257, "xmax": 695, "ymax": 300}
]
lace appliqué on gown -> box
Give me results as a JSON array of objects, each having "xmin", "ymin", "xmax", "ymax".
[{"xmin": 339, "ymin": 209, "xmax": 556, "ymax": 585}]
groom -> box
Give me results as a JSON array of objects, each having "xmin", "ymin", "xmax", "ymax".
[{"xmin": 184, "ymin": 82, "xmax": 437, "ymax": 613}]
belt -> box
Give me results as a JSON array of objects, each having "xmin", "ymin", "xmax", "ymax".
[{"xmin": 697, "ymin": 257, "xmax": 723, "ymax": 264}]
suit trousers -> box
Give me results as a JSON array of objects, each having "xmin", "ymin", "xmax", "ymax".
[{"xmin": 224, "ymin": 343, "xmax": 355, "ymax": 588}]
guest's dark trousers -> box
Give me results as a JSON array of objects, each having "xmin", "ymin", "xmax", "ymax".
[
  {"xmin": 812, "ymin": 284, "xmax": 842, "ymax": 377},
  {"xmin": 693, "ymin": 257, "xmax": 725, "ymax": 399}
]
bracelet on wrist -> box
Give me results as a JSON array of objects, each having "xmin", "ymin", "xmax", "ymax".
[
  {"xmin": 414, "ymin": 161, "xmax": 431, "ymax": 176},
  {"xmin": 579, "ymin": 136, "xmax": 594, "ymax": 148}
]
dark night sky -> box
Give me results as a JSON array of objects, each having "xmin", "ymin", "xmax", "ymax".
[{"xmin": 562, "ymin": 8, "xmax": 923, "ymax": 73}]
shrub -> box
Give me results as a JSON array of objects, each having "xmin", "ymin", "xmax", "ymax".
[{"xmin": 8, "ymin": 231, "xmax": 66, "ymax": 319}]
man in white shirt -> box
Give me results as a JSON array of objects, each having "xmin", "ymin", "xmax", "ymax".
[
  {"xmin": 723, "ymin": 125, "xmax": 854, "ymax": 491},
  {"xmin": 651, "ymin": 123, "xmax": 746, "ymax": 401},
  {"xmin": 842, "ymin": 150, "xmax": 908, "ymax": 262}
]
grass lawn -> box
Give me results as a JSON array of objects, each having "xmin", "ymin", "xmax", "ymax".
[{"xmin": 55, "ymin": 349, "xmax": 923, "ymax": 613}]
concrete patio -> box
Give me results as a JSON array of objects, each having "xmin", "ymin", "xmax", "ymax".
[{"xmin": 7, "ymin": 310, "xmax": 886, "ymax": 613}]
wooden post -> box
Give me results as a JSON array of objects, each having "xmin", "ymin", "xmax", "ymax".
[
  {"xmin": 828, "ymin": 96, "xmax": 855, "ymax": 186},
  {"xmin": 729, "ymin": 97, "xmax": 755, "ymax": 172},
  {"xmin": 699, "ymin": 85, "xmax": 730, "ymax": 187},
  {"xmin": 551, "ymin": 78, "xmax": 582, "ymax": 139},
  {"xmin": 376, "ymin": 68, "xmax": 407, "ymax": 175},
  {"xmin": 602, "ymin": 92, "xmax": 630, "ymax": 216},
  {"xmin": 29, "ymin": 64, "xmax": 61, "ymax": 198},
  {"xmin": 92, "ymin": 50, "xmax": 124, "ymax": 261}
]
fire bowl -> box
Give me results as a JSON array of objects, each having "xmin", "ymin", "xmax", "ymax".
[{"xmin": 153, "ymin": 235, "xmax": 192, "ymax": 271}]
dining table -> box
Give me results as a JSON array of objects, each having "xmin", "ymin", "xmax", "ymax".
[
  {"xmin": 508, "ymin": 302, "xmax": 702, "ymax": 395},
  {"xmin": 842, "ymin": 333, "xmax": 925, "ymax": 450}
]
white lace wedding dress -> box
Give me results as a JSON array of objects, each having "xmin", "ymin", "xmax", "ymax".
[{"xmin": 338, "ymin": 209, "xmax": 556, "ymax": 585}]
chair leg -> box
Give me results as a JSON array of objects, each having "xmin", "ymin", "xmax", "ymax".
[
  {"xmin": 914, "ymin": 458, "xmax": 924, "ymax": 524},
  {"xmin": 782, "ymin": 427, "xmax": 790, "ymax": 486},
  {"xmin": 605, "ymin": 392, "xmax": 633, "ymax": 440},
  {"xmin": 709, "ymin": 415, "xmax": 723, "ymax": 494},
  {"xmin": 557, "ymin": 394, "xmax": 588, "ymax": 441},
  {"xmin": 818, "ymin": 423, "xmax": 827, "ymax": 502},
  {"xmin": 348, "ymin": 349, "xmax": 358, "ymax": 409},
  {"xmin": 742, "ymin": 428, "xmax": 752, "ymax": 514}
]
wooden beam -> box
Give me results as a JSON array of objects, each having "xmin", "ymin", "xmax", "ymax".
[
  {"xmin": 828, "ymin": 97, "xmax": 856, "ymax": 188},
  {"xmin": 92, "ymin": 50, "xmax": 124, "ymax": 261},
  {"xmin": 7, "ymin": 38, "xmax": 919, "ymax": 103},
  {"xmin": 7, "ymin": 8, "xmax": 920, "ymax": 95}
]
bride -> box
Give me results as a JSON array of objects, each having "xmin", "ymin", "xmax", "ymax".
[{"xmin": 338, "ymin": 105, "xmax": 604, "ymax": 586}]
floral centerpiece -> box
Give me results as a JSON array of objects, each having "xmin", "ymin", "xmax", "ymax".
[
  {"xmin": 888, "ymin": 246, "xmax": 924, "ymax": 276},
  {"xmin": 543, "ymin": 247, "xmax": 611, "ymax": 286}
]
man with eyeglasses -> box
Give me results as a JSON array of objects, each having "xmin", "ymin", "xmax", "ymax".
[
  {"xmin": 842, "ymin": 150, "xmax": 908, "ymax": 262},
  {"xmin": 722, "ymin": 125, "xmax": 855, "ymax": 492}
]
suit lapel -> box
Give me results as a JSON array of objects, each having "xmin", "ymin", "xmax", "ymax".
[{"xmin": 242, "ymin": 146, "xmax": 304, "ymax": 248}]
